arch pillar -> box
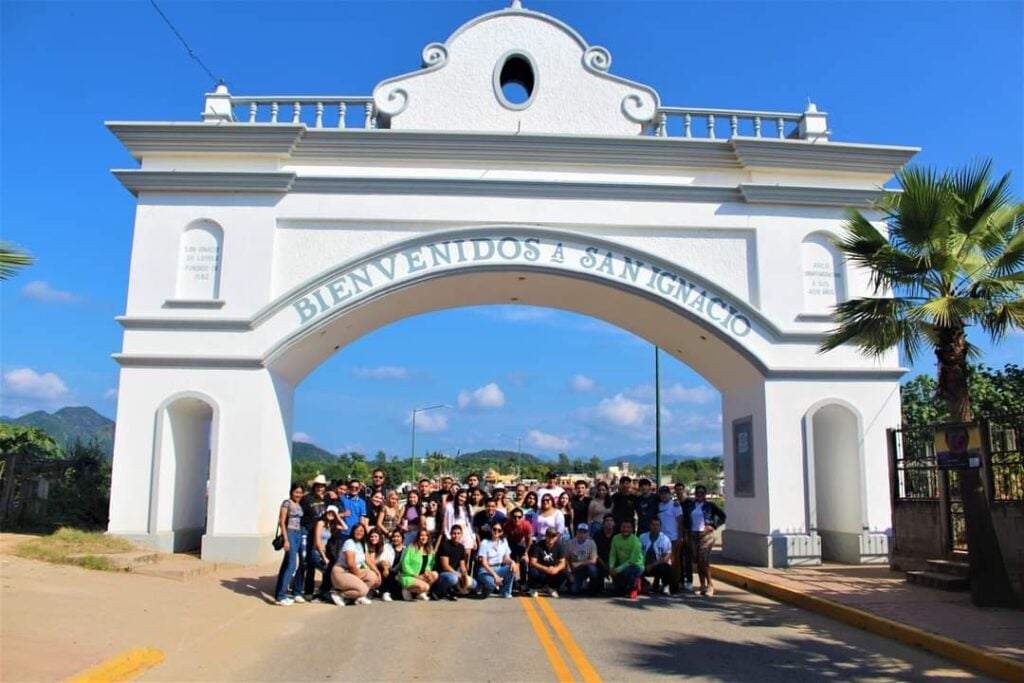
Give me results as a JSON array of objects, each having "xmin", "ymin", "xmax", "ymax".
[{"xmin": 108, "ymin": 366, "xmax": 294, "ymax": 564}]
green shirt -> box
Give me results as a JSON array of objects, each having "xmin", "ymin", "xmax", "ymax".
[
  {"xmin": 399, "ymin": 545, "xmax": 436, "ymax": 579},
  {"xmin": 609, "ymin": 533, "xmax": 643, "ymax": 573}
]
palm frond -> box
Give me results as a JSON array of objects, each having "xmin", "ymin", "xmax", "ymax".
[
  {"xmin": 980, "ymin": 300, "xmax": 1024, "ymax": 341},
  {"xmin": 0, "ymin": 241, "xmax": 35, "ymax": 280},
  {"xmin": 914, "ymin": 295, "xmax": 987, "ymax": 328},
  {"xmin": 890, "ymin": 166, "xmax": 954, "ymax": 249},
  {"xmin": 820, "ymin": 297, "xmax": 925, "ymax": 362}
]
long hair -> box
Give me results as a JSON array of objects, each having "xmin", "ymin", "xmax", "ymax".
[{"xmin": 366, "ymin": 527, "xmax": 385, "ymax": 556}]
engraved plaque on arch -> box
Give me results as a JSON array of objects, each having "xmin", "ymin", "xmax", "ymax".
[{"xmin": 176, "ymin": 220, "xmax": 223, "ymax": 300}]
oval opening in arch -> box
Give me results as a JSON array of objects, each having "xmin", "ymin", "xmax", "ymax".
[{"xmin": 495, "ymin": 53, "xmax": 536, "ymax": 109}]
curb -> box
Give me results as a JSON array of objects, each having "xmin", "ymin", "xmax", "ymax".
[
  {"xmin": 66, "ymin": 647, "xmax": 164, "ymax": 682},
  {"xmin": 712, "ymin": 565, "xmax": 1024, "ymax": 683}
]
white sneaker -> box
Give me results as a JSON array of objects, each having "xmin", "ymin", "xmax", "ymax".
[
  {"xmin": 381, "ymin": 592, "xmax": 393, "ymax": 602},
  {"xmin": 683, "ymin": 582, "xmax": 694, "ymax": 594},
  {"xmin": 328, "ymin": 592, "xmax": 345, "ymax": 607},
  {"xmin": 293, "ymin": 594, "xmax": 306, "ymax": 604},
  {"xmin": 529, "ymin": 590, "xmax": 539, "ymax": 598},
  {"xmin": 402, "ymin": 589, "xmax": 413, "ymax": 602},
  {"xmin": 660, "ymin": 585, "xmax": 671, "ymax": 596},
  {"xmin": 417, "ymin": 592, "xmax": 430, "ymax": 601},
  {"xmin": 276, "ymin": 598, "xmax": 294, "ymax": 606},
  {"xmin": 548, "ymin": 589, "xmax": 559, "ymax": 599},
  {"xmin": 355, "ymin": 596, "xmax": 372, "ymax": 605}
]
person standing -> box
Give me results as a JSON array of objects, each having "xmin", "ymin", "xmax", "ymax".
[
  {"xmin": 556, "ymin": 492, "xmax": 574, "ymax": 540},
  {"xmin": 587, "ymin": 482, "xmax": 614, "ymax": 538},
  {"xmin": 656, "ymin": 485, "xmax": 684, "ymax": 592},
  {"xmin": 400, "ymin": 490, "xmax": 422, "ymax": 546},
  {"xmin": 476, "ymin": 523, "xmax": 517, "ymax": 598},
  {"xmin": 593, "ymin": 514, "xmax": 617, "ymax": 588},
  {"xmin": 635, "ymin": 478, "xmax": 657, "ymax": 535},
  {"xmin": 683, "ymin": 485, "xmax": 726, "ymax": 596},
  {"xmin": 565, "ymin": 523, "xmax": 600, "ymax": 596},
  {"xmin": 675, "ymin": 483, "xmax": 694, "ymax": 592},
  {"xmin": 274, "ymin": 482, "xmax": 306, "ymax": 605},
  {"xmin": 610, "ymin": 476, "xmax": 638, "ymax": 530},
  {"xmin": 569, "ymin": 480, "xmax": 592, "ymax": 535},
  {"xmin": 640, "ymin": 517, "xmax": 674, "ymax": 595},
  {"xmin": 473, "ymin": 499, "xmax": 507, "ymax": 542},
  {"xmin": 532, "ymin": 494, "xmax": 566, "ymax": 541},
  {"xmin": 609, "ymin": 519, "xmax": 644, "ymax": 599},
  {"xmin": 436, "ymin": 525, "xmax": 476, "ymax": 600},
  {"xmin": 298, "ymin": 475, "xmax": 329, "ymax": 600},
  {"xmin": 368, "ymin": 468, "xmax": 390, "ymax": 499},
  {"xmin": 527, "ymin": 528, "xmax": 569, "ymax": 598},
  {"xmin": 536, "ymin": 471, "xmax": 565, "ymax": 503},
  {"xmin": 341, "ymin": 478, "xmax": 369, "ymax": 539},
  {"xmin": 443, "ymin": 489, "xmax": 477, "ymax": 555}
]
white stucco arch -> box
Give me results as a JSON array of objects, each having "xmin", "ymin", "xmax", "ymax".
[{"xmin": 174, "ymin": 219, "xmax": 223, "ymax": 301}]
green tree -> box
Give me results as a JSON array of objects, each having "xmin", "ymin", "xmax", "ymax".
[
  {"xmin": 822, "ymin": 161, "xmax": 1023, "ymax": 607},
  {"xmin": 556, "ymin": 453, "xmax": 571, "ymax": 473},
  {"xmin": 588, "ymin": 456, "xmax": 602, "ymax": 475},
  {"xmin": 0, "ymin": 240, "xmax": 35, "ymax": 280}
]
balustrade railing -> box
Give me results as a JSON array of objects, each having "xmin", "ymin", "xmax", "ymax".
[
  {"xmin": 649, "ymin": 107, "xmax": 803, "ymax": 140},
  {"xmin": 228, "ymin": 96, "xmax": 378, "ymax": 129}
]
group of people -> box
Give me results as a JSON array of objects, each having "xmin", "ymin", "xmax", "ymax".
[{"xmin": 273, "ymin": 469, "xmax": 725, "ymax": 607}]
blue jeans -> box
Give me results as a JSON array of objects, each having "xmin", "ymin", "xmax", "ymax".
[
  {"xmin": 274, "ymin": 528, "xmax": 303, "ymax": 601},
  {"xmin": 476, "ymin": 564, "xmax": 514, "ymax": 598},
  {"xmin": 570, "ymin": 564, "xmax": 600, "ymax": 595},
  {"xmin": 437, "ymin": 571, "xmax": 476, "ymax": 596},
  {"xmin": 611, "ymin": 564, "xmax": 643, "ymax": 595}
]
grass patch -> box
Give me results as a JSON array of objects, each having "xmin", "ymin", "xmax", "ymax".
[{"xmin": 11, "ymin": 527, "xmax": 136, "ymax": 571}]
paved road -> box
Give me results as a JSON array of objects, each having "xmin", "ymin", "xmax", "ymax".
[
  {"xmin": 0, "ymin": 549, "xmax": 988, "ymax": 682},
  {"xmin": 151, "ymin": 580, "xmax": 986, "ymax": 682}
]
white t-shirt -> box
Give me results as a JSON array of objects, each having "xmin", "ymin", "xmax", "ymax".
[
  {"xmin": 640, "ymin": 531, "xmax": 673, "ymax": 561},
  {"xmin": 657, "ymin": 499, "xmax": 682, "ymax": 541},
  {"xmin": 478, "ymin": 538, "xmax": 511, "ymax": 567},
  {"xmin": 536, "ymin": 486, "xmax": 565, "ymax": 504},
  {"xmin": 377, "ymin": 543, "xmax": 395, "ymax": 567},
  {"xmin": 690, "ymin": 502, "xmax": 706, "ymax": 532},
  {"xmin": 340, "ymin": 539, "xmax": 366, "ymax": 570}
]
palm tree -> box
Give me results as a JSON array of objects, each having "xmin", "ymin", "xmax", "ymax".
[
  {"xmin": 0, "ymin": 241, "xmax": 35, "ymax": 280},
  {"xmin": 821, "ymin": 160, "xmax": 1023, "ymax": 606}
]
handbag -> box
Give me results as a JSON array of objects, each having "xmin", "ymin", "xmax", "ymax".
[{"xmin": 272, "ymin": 532, "xmax": 285, "ymax": 551}]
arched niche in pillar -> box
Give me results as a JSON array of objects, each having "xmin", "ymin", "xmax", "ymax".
[
  {"xmin": 175, "ymin": 220, "xmax": 223, "ymax": 301},
  {"xmin": 800, "ymin": 233, "xmax": 844, "ymax": 317},
  {"xmin": 807, "ymin": 401, "xmax": 866, "ymax": 563}
]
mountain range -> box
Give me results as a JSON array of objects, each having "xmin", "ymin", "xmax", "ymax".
[{"xmin": 1, "ymin": 407, "xmax": 720, "ymax": 466}]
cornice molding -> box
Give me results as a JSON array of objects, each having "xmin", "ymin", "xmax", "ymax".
[
  {"xmin": 113, "ymin": 170, "xmax": 296, "ymax": 195},
  {"xmin": 739, "ymin": 184, "xmax": 886, "ymax": 207},
  {"xmin": 106, "ymin": 123, "xmax": 304, "ymax": 159},
  {"xmin": 116, "ymin": 315, "xmax": 253, "ymax": 331},
  {"xmin": 113, "ymin": 353, "xmax": 264, "ymax": 369},
  {"xmin": 731, "ymin": 138, "xmax": 918, "ymax": 174}
]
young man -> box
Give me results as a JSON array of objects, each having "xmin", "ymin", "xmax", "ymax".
[
  {"xmin": 465, "ymin": 472, "xmax": 487, "ymax": 501},
  {"xmin": 528, "ymin": 527, "xmax": 569, "ymax": 598},
  {"xmin": 569, "ymin": 480, "xmax": 592, "ymax": 534},
  {"xmin": 640, "ymin": 517, "xmax": 674, "ymax": 594},
  {"xmin": 656, "ymin": 485, "xmax": 684, "ymax": 592},
  {"xmin": 417, "ymin": 478, "xmax": 432, "ymax": 503},
  {"xmin": 435, "ymin": 525, "xmax": 475, "ymax": 600},
  {"xmin": 565, "ymin": 523, "xmax": 600, "ymax": 595},
  {"xmin": 608, "ymin": 519, "xmax": 644, "ymax": 599},
  {"xmin": 504, "ymin": 507, "xmax": 534, "ymax": 592},
  {"xmin": 476, "ymin": 522, "xmax": 517, "ymax": 598},
  {"xmin": 536, "ymin": 471, "xmax": 565, "ymax": 504},
  {"xmin": 635, "ymin": 478, "xmax": 657, "ymax": 535},
  {"xmin": 368, "ymin": 468, "xmax": 389, "ymax": 499},
  {"xmin": 340, "ymin": 478, "xmax": 369, "ymax": 539},
  {"xmin": 473, "ymin": 499, "xmax": 507, "ymax": 541},
  {"xmin": 593, "ymin": 514, "xmax": 617, "ymax": 588},
  {"xmin": 610, "ymin": 476, "xmax": 638, "ymax": 529}
]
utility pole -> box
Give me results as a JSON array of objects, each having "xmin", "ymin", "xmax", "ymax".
[
  {"xmin": 655, "ymin": 346, "xmax": 662, "ymax": 486},
  {"xmin": 410, "ymin": 404, "xmax": 448, "ymax": 489}
]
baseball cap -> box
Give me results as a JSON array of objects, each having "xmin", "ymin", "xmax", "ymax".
[
  {"xmin": 576, "ymin": 523, "xmax": 589, "ymax": 532},
  {"xmin": 325, "ymin": 505, "xmax": 340, "ymax": 515}
]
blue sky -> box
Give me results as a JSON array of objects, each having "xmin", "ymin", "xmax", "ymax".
[{"xmin": 1, "ymin": 1, "xmax": 1021, "ymax": 459}]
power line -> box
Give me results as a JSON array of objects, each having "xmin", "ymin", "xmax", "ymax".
[{"xmin": 149, "ymin": 0, "xmax": 221, "ymax": 85}]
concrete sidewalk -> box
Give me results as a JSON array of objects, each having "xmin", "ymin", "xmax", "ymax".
[{"xmin": 711, "ymin": 558, "xmax": 1024, "ymax": 680}]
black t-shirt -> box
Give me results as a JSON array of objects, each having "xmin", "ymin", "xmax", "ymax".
[
  {"xmin": 636, "ymin": 493, "xmax": 657, "ymax": 534},
  {"xmin": 570, "ymin": 495, "xmax": 591, "ymax": 531},
  {"xmin": 611, "ymin": 491, "xmax": 637, "ymax": 526},
  {"xmin": 437, "ymin": 538, "xmax": 467, "ymax": 571},
  {"xmin": 473, "ymin": 509, "xmax": 507, "ymax": 539},
  {"xmin": 595, "ymin": 530, "xmax": 615, "ymax": 563},
  {"xmin": 300, "ymin": 493, "xmax": 326, "ymax": 531},
  {"xmin": 529, "ymin": 540, "xmax": 565, "ymax": 568}
]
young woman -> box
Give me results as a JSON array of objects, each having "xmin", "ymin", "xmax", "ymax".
[
  {"xmin": 683, "ymin": 485, "xmax": 726, "ymax": 597},
  {"xmin": 312, "ymin": 505, "xmax": 348, "ymax": 602},
  {"xmin": 367, "ymin": 491, "xmax": 385, "ymax": 529},
  {"xmin": 468, "ymin": 487, "xmax": 486, "ymax": 518},
  {"xmin": 443, "ymin": 489, "xmax": 477, "ymax": 554},
  {"xmin": 330, "ymin": 523, "xmax": 381, "ymax": 606},
  {"xmin": 399, "ymin": 527, "xmax": 439, "ymax": 601},
  {"xmin": 532, "ymin": 493, "xmax": 566, "ymax": 541},
  {"xmin": 423, "ymin": 499, "xmax": 439, "ymax": 540},
  {"xmin": 274, "ymin": 482, "xmax": 306, "ymax": 605},
  {"xmin": 401, "ymin": 490, "xmax": 422, "ymax": 546},
  {"xmin": 381, "ymin": 528, "xmax": 406, "ymax": 600},
  {"xmin": 366, "ymin": 527, "xmax": 394, "ymax": 602},
  {"xmin": 557, "ymin": 492, "xmax": 574, "ymax": 541},
  {"xmin": 587, "ymin": 482, "xmax": 614, "ymax": 537},
  {"xmin": 491, "ymin": 486, "xmax": 511, "ymax": 514},
  {"xmin": 521, "ymin": 491, "xmax": 539, "ymax": 522},
  {"xmin": 378, "ymin": 491, "xmax": 402, "ymax": 535}
]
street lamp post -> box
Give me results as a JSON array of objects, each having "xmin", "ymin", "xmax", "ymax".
[
  {"xmin": 498, "ymin": 432, "xmax": 523, "ymax": 482},
  {"xmin": 411, "ymin": 404, "xmax": 448, "ymax": 488}
]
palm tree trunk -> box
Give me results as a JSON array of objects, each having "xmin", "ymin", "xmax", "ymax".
[{"xmin": 935, "ymin": 328, "xmax": 1018, "ymax": 607}]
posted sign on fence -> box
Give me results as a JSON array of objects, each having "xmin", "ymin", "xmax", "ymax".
[{"xmin": 934, "ymin": 422, "xmax": 983, "ymax": 470}]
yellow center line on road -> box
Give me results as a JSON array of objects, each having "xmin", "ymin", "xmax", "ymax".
[
  {"xmin": 65, "ymin": 646, "xmax": 164, "ymax": 682},
  {"xmin": 519, "ymin": 596, "xmax": 574, "ymax": 683},
  {"xmin": 533, "ymin": 596, "xmax": 603, "ymax": 683}
]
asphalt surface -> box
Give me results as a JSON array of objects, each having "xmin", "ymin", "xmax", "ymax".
[{"xmin": 152, "ymin": 580, "xmax": 988, "ymax": 682}]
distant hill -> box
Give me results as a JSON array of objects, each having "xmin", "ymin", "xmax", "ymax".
[
  {"xmin": 292, "ymin": 441, "xmax": 337, "ymax": 462},
  {"xmin": 457, "ymin": 449, "xmax": 545, "ymax": 465},
  {"xmin": 601, "ymin": 452, "xmax": 719, "ymax": 468},
  {"xmin": 1, "ymin": 406, "xmax": 115, "ymax": 458}
]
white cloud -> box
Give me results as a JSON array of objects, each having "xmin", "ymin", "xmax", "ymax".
[
  {"xmin": 103, "ymin": 388, "xmax": 118, "ymax": 400},
  {"xmin": 2, "ymin": 368, "xmax": 68, "ymax": 400},
  {"xmin": 507, "ymin": 371, "xmax": 529, "ymax": 387},
  {"xmin": 679, "ymin": 441, "xmax": 707, "ymax": 455},
  {"xmin": 527, "ymin": 429, "xmax": 571, "ymax": 450},
  {"xmin": 292, "ymin": 431, "xmax": 315, "ymax": 443},
  {"xmin": 20, "ymin": 280, "xmax": 81, "ymax": 304},
  {"xmin": 625, "ymin": 382, "xmax": 717, "ymax": 405},
  {"xmin": 587, "ymin": 393, "xmax": 654, "ymax": 428},
  {"xmin": 483, "ymin": 306, "xmax": 554, "ymax": 323},
  {"xmin": 457, "ymin": 382, "xmax": 505, "ymax": 410},
  {"xmin": 408, "ymin": 410, "xmax": 448, "ymax": 433},
  {"xmin": 351, "ymin": 366, "xmax": 409, "ymax": 379},
  {"xmin": 569, "ymin": 373, "xmax": 598, "ymax": 393}
]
